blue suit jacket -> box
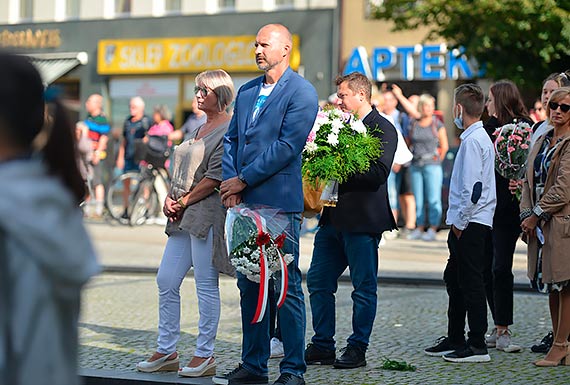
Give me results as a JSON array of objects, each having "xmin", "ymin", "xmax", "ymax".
[{"xmin": 222, "ymin": 67, "xmax": 318, "ymax": 212}]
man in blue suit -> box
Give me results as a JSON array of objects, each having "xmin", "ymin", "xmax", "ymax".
[{"xmin": 216, "ymin": 24, "xmax": 318, "ymax": 385}]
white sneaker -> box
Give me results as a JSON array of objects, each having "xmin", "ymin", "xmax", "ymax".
[
  {"xmin": 422, "ymin": 228, "xmax": 437, "ymax": 241},
  {"xmin": 496, "ymin": 329, "xmax": 522, "ymax": 352},
  {"xmin": 270, "ymin": 337, "xmax": 284, "ymax": 358},
  {"xmin": 407, "ymin": 229, "xmax": 423, "ymax": 240}
]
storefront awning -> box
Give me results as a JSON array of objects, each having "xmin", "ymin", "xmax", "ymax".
[{"xmin": 26, "ymin": 52, "xmax": 88, "ymax": 85}]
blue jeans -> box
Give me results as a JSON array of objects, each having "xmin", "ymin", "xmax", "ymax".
[
  {"xmin": 307, "ymin": 224, "xmax": 381, "ymax": 351},
  {"xmin": 410, "ymin": 163, "xmax": 443, "ymax": 227},
  {"xmin": 237, "ymin": 213, "xmax": 305, "ymax": 377},
  {"xmin": 387, "ymin": 170, "xmax": 399, "ymax": 210}
]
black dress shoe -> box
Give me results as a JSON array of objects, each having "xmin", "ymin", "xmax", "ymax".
[
  {"xmin": 212, "ymin": 364, "xmax": 268, "ymax": 384},
  {"xmin": 531, "ymin": 331, "xmax": 553, "ymax": 353},
  {"xmin": 272, "ymin": 373, "xmax": 305, "ymax": 385},
  {"xmin": 304, "ymin": 342, "xmax": 335, "ymax": 365},
  {"xmin": 333, "ymin": 345, "xmax": 366, "ymax": 369}
]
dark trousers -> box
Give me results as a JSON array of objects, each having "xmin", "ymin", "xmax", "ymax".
[
  {"xmin": 444, "ymin": 222, "xmax": 493, "ymax": 349},
  {"xmin": 484, "ymin": 224, "xmax": 521, "ymax": 326}
]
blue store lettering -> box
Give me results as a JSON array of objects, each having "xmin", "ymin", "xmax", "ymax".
[{"xmin": 344, "ymin": 44, "xmax": 482, "ymax": 81}]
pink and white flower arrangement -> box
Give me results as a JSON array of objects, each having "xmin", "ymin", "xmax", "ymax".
[{"xmin": 493, "ymin": 120, "xmax": 532, "ymax": 199}]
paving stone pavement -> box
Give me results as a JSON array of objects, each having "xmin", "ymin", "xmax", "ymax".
[
  {"xmin": 79, "ymin": 221, "xmax": 564, "ymax": 384},
  {"xmin": 80, "ymin": 273, "xmax": 566, "ymax": 385}
]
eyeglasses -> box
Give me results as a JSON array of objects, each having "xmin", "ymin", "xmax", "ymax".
[
  {"xmin": 548, "ymin": 101, "xmax": 570, "ymax": 113},
  {"xmin": 194, "ymin": 86, "xmax": 210, "ymax": 97}
]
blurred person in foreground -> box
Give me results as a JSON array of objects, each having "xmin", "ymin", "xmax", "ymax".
[
  {"xmin": 136, "ymin": 70, "xmax": 235, "ymax": 377},
  {"xmin": 218, "ymin": 23, "xmax": 318, "ymax": 385},
  {"xmin": 0, "ymin": 52, "xmax": 99, "ymax": 385},
  {"xmin": 304, "ymin": 72, "xmax": 397, "ymax": 369},
  {"xmin": 483, "ymin": 80, "xmax": 531, "ymax": 353},
  {"xmin": 424, "ymin": 84, "xmax": 496, "ymax": 363},
  {"xmin": 520, "ymin": 87, "xmax": 570, "ymax": 367}
]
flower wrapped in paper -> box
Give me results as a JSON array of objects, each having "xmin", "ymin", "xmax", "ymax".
[
  {"xmin": 493, "ymin": 120, "xmax": 532, "ymax": 199},
  {"xmin": 225, "ymin": 204, "xmax": 294, "ymax": 323},
  {"xmin": 302, "ymin": 107, "xmax": 383, "ymax": 206}
]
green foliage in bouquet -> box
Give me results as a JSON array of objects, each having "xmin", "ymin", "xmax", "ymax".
[{"xmin": 302, "ymin": 107, "xmax": 383, "ymax": 185}]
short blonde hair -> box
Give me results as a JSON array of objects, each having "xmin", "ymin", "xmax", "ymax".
[
  {"xmin": 547, "ymin": 87, "xmax": 570, "ymax": 114},
  {"xmin": 195, "ymin": 69, "xmax": 235, "ymax": 112},
  {"xmin": 417, "ymin": 93, "xmax": 435, "ymax": 115}
]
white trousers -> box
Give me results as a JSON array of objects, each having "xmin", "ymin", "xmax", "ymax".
[{"xmin": 156, "ymin": 228, "xmax": 220, "ymax": 358}]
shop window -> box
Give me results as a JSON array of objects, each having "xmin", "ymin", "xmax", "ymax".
[
  {"xmin": 165, "ymin": 0, "xmax": 181, "ymax": 14},
  {"xmin": 276, "ymin": 0, "xmax": 294, "ymax": 9},
  {"xmin": 218, "ymin": 0, "xmax": 235, "ymax": 12},
  {"xmin": 66, "ymin": 0, "xmax": 80, "ymax": 20},
  {"xmin": 115, "ymin": 0, "xmax": 131, "ymax": 17},
  {"xmin": 20, "ymin": 0, "xmax": 33, "ymax": 22}
]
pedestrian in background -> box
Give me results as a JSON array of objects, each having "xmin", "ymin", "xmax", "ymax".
[
  {"xmin": 304, "ymin": 72, "xmax": 397, "ymax": 370},
  {"xmin": 520, "ymin": 87, "xmax": 570, "ymax": 367},
  {"xmin": 424, "ymin": 83, "xmax": 496, "ymax": 363},
  {"xmin": 407, "ymin": 93, "xmax": 449, "ymax": 241},
  {"xmin": 217, "ymin": 23, "xmax": 318, "ymax": 385},
  {"xmin": 483, "ymin": 80, "xmax": 531, "ymax": 353},
  {"xmin": 169, "ymin": 96, "xmax": 207, "ymax": 143},
  {"xmin": 530, "ymin": 71, "xmax": 570, "ymax": 149},
  {"xmin": 84, "ymin": 93, "xmax": 111, "ymax": 218},
  {"xmin": 0, "ymin": 51, "xmax": 99, "ymax": 385},
  {"xmin": 136, "ymin": 70, "xmax": 235, "ymax": 377},
  {"xmin": 382, "ymin": 88, "xmax": 415, "ymax": 236},
  {"xmin": 116, "ymin": 96, "xmax": 151, "ymax": 219}
]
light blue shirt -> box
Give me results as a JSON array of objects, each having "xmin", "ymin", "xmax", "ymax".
[{"xmin": 446, "ymin": 120, "xmax": 496, "ymax": 230}]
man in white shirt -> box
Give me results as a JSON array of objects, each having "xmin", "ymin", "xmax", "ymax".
[{"xmin": 424, "ymin": 83, "xmax": 496, "ymax": 363}]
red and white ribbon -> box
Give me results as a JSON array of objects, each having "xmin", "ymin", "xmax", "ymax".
[{"xmin": 239, "ymin": 208, "xmax": 288, "ymax": 324}]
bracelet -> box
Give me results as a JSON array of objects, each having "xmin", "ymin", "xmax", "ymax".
[{"xmin": 177, "ymin": 197, "xmax": 187, "ymax": 209}]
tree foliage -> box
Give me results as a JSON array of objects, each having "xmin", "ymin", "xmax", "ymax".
[{"xmin": 369, "ymin": 0, "xmax": 570, "ymax": 86}]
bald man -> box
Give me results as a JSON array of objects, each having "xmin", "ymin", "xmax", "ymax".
[{"xmin": 216, "ymin": 24, "xmax": 318, "ymax": 385}]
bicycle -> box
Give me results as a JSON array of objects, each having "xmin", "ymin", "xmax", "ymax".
[{"xmin": 106, "ymin": 163, "xmax": 170, "ymax": 226}]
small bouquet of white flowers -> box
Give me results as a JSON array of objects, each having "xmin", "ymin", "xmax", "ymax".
[
  {"xmin": 302, "ymin": 107, "xmax": 383, "ymax": 206},
  {"xmin": 225, "ymin": 204, "xmax": 294, "ymax": 323}
]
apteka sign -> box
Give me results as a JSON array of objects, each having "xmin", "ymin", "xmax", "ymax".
[{"xmin": 343, "ymin": 44, "xmax": 482, "ymax": 81}]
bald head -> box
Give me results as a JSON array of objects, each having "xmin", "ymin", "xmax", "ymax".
[
  {"xmin": 258, "ymin": 24, "xmax": 292, "ymax": 46},
  {"xmin": 255, "ymin": 24, "xmax": 292, "ymax": 77}
]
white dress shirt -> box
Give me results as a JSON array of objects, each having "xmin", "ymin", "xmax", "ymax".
[{"xmin": 446, "ymin": 120, "xmax": 497, "ymax": 230}]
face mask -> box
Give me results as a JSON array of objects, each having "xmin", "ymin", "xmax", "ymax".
[{"xmin": 454, "ymin": 105, "xmax": 464, "ymax": 130}]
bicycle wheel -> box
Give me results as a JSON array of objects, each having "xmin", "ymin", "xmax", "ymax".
[
  {"xmin": 105, "ymin": 171, "xmax": 141, "ymax": 224},
  {"xmin": 129, "ymin": 179, "xmax": 159, "ymax": 226}
]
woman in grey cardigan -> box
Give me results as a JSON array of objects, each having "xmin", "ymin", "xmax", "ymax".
[{"xmin": 137, "ymin": 69, "xmax": 235, "ymax": 377}]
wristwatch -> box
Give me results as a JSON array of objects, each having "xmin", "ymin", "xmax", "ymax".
[
  {"xmin": 532, "ymin": 204, "xmax": 544, "ymax": 218},
  {"xmin": 238, "ymin": 173, "xmax": 247, "ymax": 186}
]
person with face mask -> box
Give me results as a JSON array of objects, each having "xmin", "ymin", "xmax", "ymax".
[{"xmin": 424, "ymin": 83, "xmax": 497, "ymax": 363}]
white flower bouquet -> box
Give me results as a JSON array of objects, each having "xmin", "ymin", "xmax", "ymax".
[
  {"xmin": 302, "ymin": 107, "xmax": 383, "ymax": 206},
  {"xmin": 225, "ymin": 204, "xmax": 294, "ymax": 323}
]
